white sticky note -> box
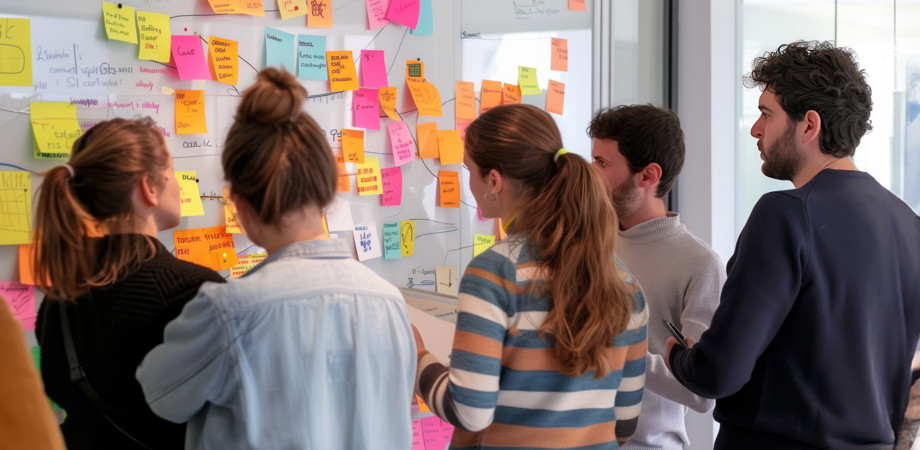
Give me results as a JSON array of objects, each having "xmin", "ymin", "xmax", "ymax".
[
  {"xmin": 435, "ymin": 265, "xmax": 458, "ymax": 296},
  {"xmin": 324, "ymin": 194, "xmax": 354, "ymax": 231},
  {"xmin": 353, "ymin": 221, "xmax": 382, "ymax": 261}
]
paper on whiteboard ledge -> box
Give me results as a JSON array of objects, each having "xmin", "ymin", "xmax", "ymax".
[{"xmin": 407, "ymin": 304, "xmax": 455, "ymax": 363}]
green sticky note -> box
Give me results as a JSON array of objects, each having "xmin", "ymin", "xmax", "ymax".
[
  {"xmin": 383, "ymin": 222, "xmax": 401, "ymax": 260},
  {"xmin": 518, "ymin": 66, "xmax": 542, "ymax": 95}
]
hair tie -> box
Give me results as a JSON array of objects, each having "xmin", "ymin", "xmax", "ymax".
[
  {"xmin": 553, "ymin": 148, "xmax": 568, "ymax": 163},
  {"xmin": 62, "ymin": 164, "xmax": 75, "ymax": 178}
]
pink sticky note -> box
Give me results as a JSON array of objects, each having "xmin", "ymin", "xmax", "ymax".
[
  {"xmin": 387, "ymin": 121, "xmax": 417, "ymax": 166},
  {"xmin": 353, "ymin": 89, "xmax": 380, "ymax": 130},
  {"xmin": 411, "ymin": 420, "xmax": 424, "ymax": 450},
  {"xmin": 421, "ymin": 416, "xmax": 454, "ymax": 449},
  {"xmin": 171, "ymin": 35, "xmax": 212, "ymax": 80},
  {"xmin": 366, "ymin": 0, "xmax": 391, "ymax": 29},
  {"xmin": 386, "ymin": 0, "xmax": 420, "ymax": 29},
  {"xmin": 360, "ymin": 50, "xmax": 389, "ymax": 88},
  {"xmin": 1, "ymin": 281, "xmax": 35, "ymax": 331},
  {"xmin": 381, "ymin": 166, "xmax": 403, "ymax": 206}
]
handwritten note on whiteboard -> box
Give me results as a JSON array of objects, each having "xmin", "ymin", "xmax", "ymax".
[
  {"xmin": 0, "ymin": 281, "xmax": 35, "ymax": 331},
  {"xmin": 0, "ymin": 18, "xmax": 32, "ymax": 86},
  {"xmin": 0, "ymin": 172, "xmax": 32, "ymax": 245}
]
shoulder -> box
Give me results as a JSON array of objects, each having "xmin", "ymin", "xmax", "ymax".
[
  {"xmin": 464, "ymin": 237, "xmax": 525, "ymax": 279},
  {"xmin": 146, "ymin": 252, "xmax": 225, "ymax": 300}
]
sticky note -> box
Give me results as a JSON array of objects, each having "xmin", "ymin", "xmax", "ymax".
[
  {"xmin": 335, "ymin": 154, "xmax": 351, "ymax": 192},
  {"xmin": 411, "ymin": 0, "xmax": 433, "ymax": 35},
  {"xmin": 207, "ymin": 0, "xmax": 266, "ymax": 15},
  {"xmin": 175, "ymin": 171, "xmax": 205, "ymax": 217},
  {"xmin": 0, "ymin": 172, "xmax": 31, "ymax": 245},
  {"xmin": 353, "ymin": 221, "xmax": 382, "ymax": 261},
  {"xmin": 546, "ymin": 80, "xmax": 565, "ymax": 115},
  {"xmin": 480, "ymin": 80, "xmax": 503, "ymax": 114},
  {"xmin": 174, "ymin": 90, "xmax": 207, "ymax": 135},
  {"xmin": 355, "ymin": 156, "xmax": 383, "ymax": 196},
  {"xmin": 569, "ymin": 0, "xmax": 586, "ymax": 11},
  {"xmin": 207, "ymin": 0, "xmax": 238, "ymax": 13},
  {"xmin": 230, "ymin": 253, "xmax": 267, "ymax": 278},
  {"xmin": 326, "ymin": 51, "xmax": 359, "ymax": 91},
  {"xmin": 386, "ymin": 0, "xmax": 420, "ymax": 29},
  {"xmin": 551, "ymin": 38, "xmax": 568, "ymax": 72},
  {"xmin": 407, "ymin": 78, "xmax": 442, "ymax": 117},
  {"xmin": 172, "ymin": 35, "xmax": 211, "ymax": 80},
  {"xmin": 437, "ymin": 130, "xmax": 463, "ymax": 165},
  {"xmin": 400, "ymin": 220, "xmax": 415, "ymax": 257},
  {"xmin": 297, "ymin": 35, "xmax": 327, "ymax": 80},
  {"xmin": 323, "ymin": 216, "xmax": 329, "ymax": 238},
  {"xmin": 496, "ymin": 217, "xmax": 507, "ymax": 240},
  {"xmin": 518, "ymin": 66, "xmax": 541, "ymax": 95},
  {"xmin": 360, "ymin": 50, "xmax": 388, "ymax": 88},
  {"xmin": 387, "ymin": 121, "xmax": 416, "ymax": 166},
  {"xmin": 30, "ymin": 102, "xmax": 81, "ymax": 160},
  {"xmin": 1, "ymin": 282, "xmax": 35, "ymax": 331},
  {"xmin": 278, "ymin": 0, "xmax": 308, "ymax": 20},
  {"xmin": 265, "ymin": 27, "xmax": 295, "ymax": 71},
  {"xmin": 379, "ymin": 87, "xmax": 400, "ymax": 120},
  {"xmin": 435, "ymin": 265, "xmax": 458, "ymax": 295},
  {"xmin": 353, "ymin": 88, "xmax": 380, "ymax": 130},
  {"xmin": 209, "ymin": 36, "xmax": 238, "ymax": 85},
  {"xmin": 222, "ymin": 187, "xmax": 242, "ymax": 234},
  {"xmin": 455, "ymin": 81, "xmax": 477, "ymax": 119},
  {"xmin": 421, "ymin": 415, "xmax": 455, "ymax": 449},
  {"xmin": 438, "ymin": 170, "xmax": 460, "ymax": 208},
  {"xmin": 416, "ymin": 122, "xmax": 439, "ymax": 158},
  {"xmin": 102, "ymin": 2, "xmax": 138, "ymax": 44},
  {"xmin": 18, "ymin": 244, "xmax": 35, "ymax": 285},
  {"xmin": 173, "ymin": 226, "xmax": 239, "ymax": 271},
  {"xmin": 342, "ymin": 129, "xmax": 365, "ymax": 163},
  {"xmin": 383, "ymin": 222, "xmax": 401, "ymax": 259},
  {"xmin": 325, "ymin": 195, "xmax": 354, "ymax": 231},
  {"xmin": 455, "ymin": 117, "xmax": 473, "ymax": 141},
  {"xmin": 137, "ymin": 11, "xmax": 171, "ymax": 63},
  {"xmin": 366, "ymin": 0, "xmax": 390, "ymax": 29},
  {"xmin": 381, "ymin": 166, "xmax": 402, "ymax": 206},
  {"xmin": 473, "ymin": 233, "xmax": 495, "ymax": 257},
  {"xmin": 412, "ymin": 420, "xmax": 424, "ymax": 449},
  {"xmin": 0, "ymin": 18, "xmax": 32, "ymax": 86},
  {"xmin": 503, "ymin": 83, "xmax": 522, "ymax": 104},
  {"xmin": 307, "ymin": 0, "xmax": 333, "ymax": 27}
]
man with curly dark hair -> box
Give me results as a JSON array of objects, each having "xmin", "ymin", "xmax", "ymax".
[{"xmin": 666, "ymin": 40, "xmax": 920, "ymax": 449}]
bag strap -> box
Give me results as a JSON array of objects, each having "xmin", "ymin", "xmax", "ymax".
[{"xmin": 58, "ymin": 301, "xmax": 154, "ymax": 450}]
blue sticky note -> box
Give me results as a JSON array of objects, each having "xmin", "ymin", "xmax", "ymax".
[
  {"xmin": 383, "ymin": 222, "xmax": 402, "ymax": 259},
  {"xmin": 265, "ymin": 27, "xmax": 295, "ymax": 71},
  {"xmin": 297, "ymin": 35, "xmax": 327, "ymax": 80},
  {"xmin": 411, "ymin": 0, "xmax": 433, "ymax": 35}
]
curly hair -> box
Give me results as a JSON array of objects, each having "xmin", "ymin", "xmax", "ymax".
[{"xmin": 744, "ymin": 40, "xmax": 872, "ymax": 158}]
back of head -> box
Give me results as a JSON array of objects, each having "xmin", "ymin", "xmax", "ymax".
[
  {"xmin": 465, "ymin": 104, "xmax": 633, "ymax": 378},
  {"xmin": 222, "ymin": 68, "xmax": 336, "ymax": 224},
  {"xmin": 745, "ymin": 40, "xmax": 872, "ymax": 157},
  {"xmin": 34, "ymin": 117, "xmax": 169, "ymax": 300},
  {"xmin": 588, "ymin": 104, "xmax": 685, "ymax": 198}
]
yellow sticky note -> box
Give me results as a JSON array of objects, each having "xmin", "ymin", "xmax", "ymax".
[
  {"xmin": 355, "ymin": 157, "xmax": 383, "ymax": 196},
  {"xmin": 307, "ymin": 0, "xmax": 333, "ymax": 27},
  {"xmin": 0, "ymin": 172, "xmax": 32, "ymax": 245},
  {"xmin": 175, "ymin": 90, "xmax": 207, "ymax": 135},
  {"xmin": 175, "ymin": 171, "xmax": 205, "ymax": 217},
  {"xmin": 435, "ymin": 265, "xmax": 458, "ymax": 295},
  {"xmin": 230, "ymin": 252, "xmax": 267, "ymax": 278},
  {"xmin": 209, "ymin": 36, "xmax": 239, "ymax": 85},
  {"xmin": 480, "ymin": 79, "xmax": 503, "ymax": 114},
  {"xmin": 400, "ymin": 220, "xmax": 415, "ymax": 257},
  {"xmin": 379, "ymin": 86, "xmax": 400, "ymax": 120},
  {"xmin": 417, "ymin": 122, "xmax": 439, "ymax": 159},
  {"xmin": 407, "ymin": 78, "xmax": 442, "ymax": 117},
  {"xmin": 437, "ymin": 129, "xmax": 463, "ymax": 165},
  {"xmin": 518, "ymin": 66, "xmax": 541, "ymax": 95},
  {"xmin": 277, "ymin": 0, "xmax": 308, "ymax": 20},
  {"xmin": 222, "ymin": 187, "xmax": 242, "ymax": 234},
  {"xmin": 455, "ymin": 81, "xmax": 477, "ymax": 120},
  {"xmin": 0, "ymin": 18, "xmax": 33, "ymax": 86},
  {"xmin": 326, "ymin": 51, "xmax": 359, "ymax": 91},
  {"xmin": 102, "ymin": 2, "xmax": 138, "ymax": 44},
  {"xmin": 322, "ymin": 216, "xmax": 330, "ymax": 238},
  {"xmin": 342, "ymin": 129, "xmax": 365, "ymax": 163},
  {"xmin": 438, "ymin": 170, "xmax": 460, "ymax": 208},
  {"xmin": 174, "ymin": 226, "xmax": 238, "ymax": 271},
  {"xmin": 503, "ymin": 83, "xmax": 521, "ymax": 104},
  {"xmin": 30, "ymin": 102, "xmax": 81, "ymax": 160},
  {"xmin": 546, "ymin": 80, "xmax": 565, "ymax": 115},
  {"xmin": 551, "ymin": 38, "xmax": 568, "ymax": 72},
  {"xmin": 137, "ymin": 11, "xmax": 170, "ymax": 63},
  {"xmin": 473, "ymin": 233, "xmax": 495, "ymax": 257}
]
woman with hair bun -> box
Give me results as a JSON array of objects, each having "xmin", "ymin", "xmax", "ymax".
[
  {"xmin": 34, "ymin": 117, "xmax": 224, "ymax": 449},
  {"xmin": 137, "ymin": 68, "xmax": 415, "ymax": 449}
]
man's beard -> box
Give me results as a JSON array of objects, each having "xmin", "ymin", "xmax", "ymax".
[
  {"xmin": 761, "ymin": 122, "xmax": 800, "ymax": 181},
  {"xmin": 611, "ymin": 180, "xmax": 640, "ymax": 220}
]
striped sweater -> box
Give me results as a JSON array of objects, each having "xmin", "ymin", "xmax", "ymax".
[{"xmin": 416, "ymin": 235, "xmax": 648, "ymax": 449}]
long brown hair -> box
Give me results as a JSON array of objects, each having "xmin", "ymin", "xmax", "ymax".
[
  {"xmin": 222, "ymin": 68, "xmax": 336, "ymax": 223},
  {"xmin": 33, "ymin": 117, "xmax": 170, "ymax": 300},
  {"xmin": 465, "ymin": 104, "xmax": 633, "ymax": 378}
]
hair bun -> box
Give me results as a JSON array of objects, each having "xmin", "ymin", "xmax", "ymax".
[{"xmin": 237, "ymin": 68, "xmax": 307, "ymax": 125}]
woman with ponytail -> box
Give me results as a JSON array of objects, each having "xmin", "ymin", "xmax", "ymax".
[
  {"xmin": 414, "ymin": 104, "xmax": 649, "ymax": 449},
  {"xmin": 34, "ymin": 117, "xmax": 224, "ymax": 449},
  {"xmin": 137, "ymin": 68, "xmax": 415, "ymax": 449}
]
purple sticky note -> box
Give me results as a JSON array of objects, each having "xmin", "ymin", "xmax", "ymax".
[
  {"xmin": 387, "ymin": 121, "xmax": 417, "ymax": 166},
  {"xmin": 366, "ymin": 0, "xmax": 391, "ymax": 29},
  {"xmin": 0, "ymin": 281, "xmax": 35, "ymax": 331},
  {"xmin": 360, "ymin": 50, "xmax": 388, "ymax": 88},
  {"xmin": 353, "ymin": 88, "xmax": 380, "ymax": 130},
  {"xmin": 385, "ymin": 0, "xmax": 420, "ymax": 29},
  {"xmin": 381, "ymin": 166, "xmax": 403, "ymax": 206},
  {"xmin": 171, "ymin": 35, "xmax": 212, "ymax": 80}
]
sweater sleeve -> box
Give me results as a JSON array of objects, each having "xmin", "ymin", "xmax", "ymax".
[
  {"xmin": 615, "ymin": 282, "xmax": 649, "ymax": 444},
  {"xmin": 670, "ymin": 193, "xmax": 807, "ymax": 398}
]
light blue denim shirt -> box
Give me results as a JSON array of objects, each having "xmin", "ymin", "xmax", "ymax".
[{"xmin": 136, "ymin": 239, "xmax": 415, "ymax": 450}]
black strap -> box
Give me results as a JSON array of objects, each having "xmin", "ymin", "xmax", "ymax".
[{"xmin": 58, "ymin": 301, "xmax": 154, "ymax": 450}]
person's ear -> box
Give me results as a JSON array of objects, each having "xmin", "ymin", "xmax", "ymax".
[
  {"xmin": 488, "ymin": 169, "xmax": 504, "ymax": 195},
  {"xmin": 138, "ymin": 174, "xmax": 158, "ymax": 207},
  {"xmin": 801, "ymin": 110, "xmax": 822, "ymax": 146},
  {"xmin": 636, "ymin": 163, "xmax": 662, "ymax": 189}
]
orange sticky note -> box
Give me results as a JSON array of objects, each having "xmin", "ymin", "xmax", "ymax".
[
  {"xmin": 551, "ymin": 38, "xmax": 568, "ymax": 72},
  {"xmin": 455, "ymin": 80, "xmax": 477, "ymax": 120},
  {"xmin": 18, "ymin": 244, "xmax": 35, "ymax": 285},
  {"xmin": 209, "ymin": 36, "xmax": 238, "ymax": 85},
  {"xmin": 438, "ymin": 170, "xmax": 460, "ymax": 208},
  {"xmin": 437, "ymin": 129, "xmax": 463, "ymax": 165},
  {"xmin": 455, "ymin": 117, "xmax": 473, "ymax": 142},
  {"xmin": 480, "ymin": 80, "xmax": 502, "ymax": 114},
  {"xmin": 417, "ymin": 122, "xmax": 439, "ymax": 159},
  {"xmin": 569, "ymin": 0, "xmax": 585, "ymax": 11},
  {"xmin": 239, "ymin": 0, "xmax": 266, "ymax": 16},
  {"xmin": 355, "ymin": 156, "xmax": 383, "ymax": 196},
  {"xmin": 307, "ymin": 0, "xmax": 333, "ymax": 27},
  {"xmin": 546, "ymin": 80, "xmax": 565, "ymax": 115},
  {"xmin": 416, "ymin": 395, "xmax": 430, "ymax": 412},
  {"xmin": 174, "ymin": 90, "xmax": 207, "ymax": 135},
  {"xmin": 379, "ymin": 86, "xmax": 400, "ymax": 120},
  {"xmin": 326, "ymin": 51, "xmax": 359, "ymax": 92},
  {"xmin": 173, "ymin": 226, "xmax": 239, "ymax": 271},
  {"xmin": 343, "ymin": 129, "xmax": 365, "ymax": 163},
  {"xmin": 407, "ymin": 78, "xmax": 442, "ymax": 117},
  {"xmin": 503, "ymin": 83, "xmax": 521, "ymax": 104},
  {"xmin": 336, "ymin": 154, "xmax": 351, "ymax": 192}
]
